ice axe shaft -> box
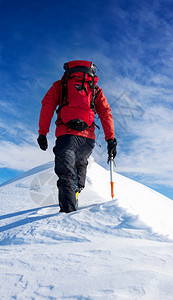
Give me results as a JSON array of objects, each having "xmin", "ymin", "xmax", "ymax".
[{"xmin": 110, "ymin": 155, "xmax": 114, "ymax": 199}]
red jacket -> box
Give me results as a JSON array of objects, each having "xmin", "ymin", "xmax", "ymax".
[{"xmin": 38, "ymin": 80, "xmax": 115, "ymax": 141}]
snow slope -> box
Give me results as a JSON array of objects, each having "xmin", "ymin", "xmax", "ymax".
[{"xmin": 1, "ymin": 157, "xmax": 173, "ymax": 299}]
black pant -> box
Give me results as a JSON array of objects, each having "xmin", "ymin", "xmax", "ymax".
[{"xmin": 53, "ymin": 135, "xmax": 95, "ymax": 213}]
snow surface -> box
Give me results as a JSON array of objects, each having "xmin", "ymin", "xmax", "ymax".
[{"xmin": 1, "ymin": 157, "xmax": 173, "ymax": 299}]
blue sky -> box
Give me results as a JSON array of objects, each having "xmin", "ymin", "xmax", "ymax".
[{"xmin": 0, "ymin": 0, "xmax": 173, "ymax": 200}]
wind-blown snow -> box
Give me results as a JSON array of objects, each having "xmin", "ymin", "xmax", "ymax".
[{"xmin": 1, "ymin": 157, "xmax": 173, "ymax": 299}]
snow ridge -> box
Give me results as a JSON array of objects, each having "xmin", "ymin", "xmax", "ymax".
[{"xmin": 1, "ymin": 158, "xmax": 173, "ymax": 299}]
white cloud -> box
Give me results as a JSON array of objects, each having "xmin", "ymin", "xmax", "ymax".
[
  {"xmin": 0, "ymin": 118, "xmax": 56, "ymax": 172},
  {"xmin": 0, "ymin": 140, "xmax": 54, "ymax": 171},
  {"xmin": 116, "ymin": 105, "xmax": 173, "ymax": 188}
]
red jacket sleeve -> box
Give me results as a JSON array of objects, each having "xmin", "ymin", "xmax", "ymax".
[
  {"xmin": 38, "ymin": 81, "xmax": 61, "ymax": 136},
  {"xmin": 95, "ymin": 88, "xmax": 115, "ymax": 141}
]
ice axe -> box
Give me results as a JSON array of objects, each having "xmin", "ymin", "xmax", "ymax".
[{"xmin": 109, "ymin": 154, "xmax": 114, "ymax": 199}]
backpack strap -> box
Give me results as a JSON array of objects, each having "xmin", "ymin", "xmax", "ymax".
[
  {"xmin": 90, "ymin": 85, "xmax": 101, "ymax": 113},
  {"xmin": 61, "ymin": 75, "xmax": 68, "ymax": 106},
  {"xmin": 56, "ymin": 75, "xmax": 68, "ymax": 115}
]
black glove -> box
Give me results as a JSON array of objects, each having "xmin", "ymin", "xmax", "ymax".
[
  {"xmin": 107, "ymin": 138, "xmax": 117, "ymax": 162},
  {"xmin": 37, "ymin": 134, "xmax": 48, "ymax": 151}
]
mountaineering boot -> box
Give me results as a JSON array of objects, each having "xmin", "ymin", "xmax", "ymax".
[{"xmin": 59, "ymin": 191, "xmax": 79, "ymax": 213}]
